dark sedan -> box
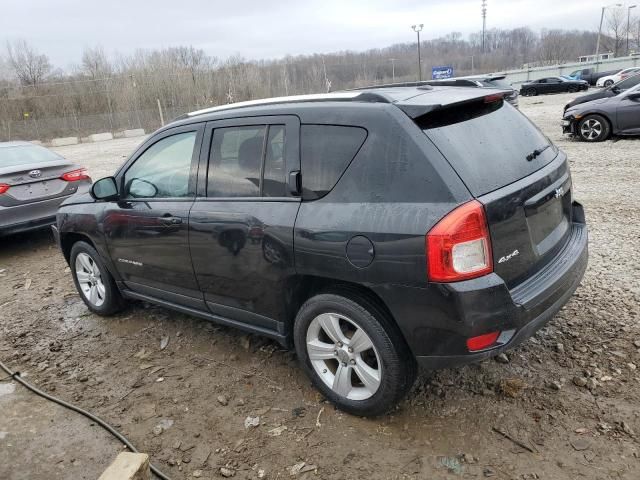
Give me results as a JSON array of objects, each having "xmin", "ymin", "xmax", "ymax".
[
  {"xmin": 0, "ymin": 141, "xmax": 92, "ymax": 235},
  {"xmin": 564, "ymin": 72, "xmax": 640, "ymax": 111},
  {"xmin": 425, "ymin": 75, "xmax": 519, "ymax": 107},
  {"xmin": 520, "ymin": 77, "xmax": 588, "ymax": 96},
  {"xmin": 562, "ymin": 84, "xmax": 640, "ymax": 141}
]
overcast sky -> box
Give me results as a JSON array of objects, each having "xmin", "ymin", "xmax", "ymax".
[{"xmin": 1, "ymin": 0, "xmax": 629, "ymax": 69}]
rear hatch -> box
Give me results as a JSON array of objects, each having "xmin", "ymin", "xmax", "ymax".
[
  {"xmin": 415, "ymin": 95, "xmax": 573, "ymax": 287},
  {"xmin": 0, "ymin": 145, "xmax": 76, "ymax": 204}
]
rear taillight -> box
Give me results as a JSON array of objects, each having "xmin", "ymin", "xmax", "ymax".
[
  {"xmin": 0, "ymin": 183, "xmax": 9, "ymax": 195},
  {"xmin": 426, "ymin": 200, "xmax": 493, "ymax": 282},
  {"xmin": 61, "ymin": 168, "xmax": 89, "ymax": 181}
]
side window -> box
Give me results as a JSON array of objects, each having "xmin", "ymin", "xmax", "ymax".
[
  {"xmin": 124, "ymin": 131, "xmax": 197, "ymax": 199},
  {"xmin": 300, "ymin": 125, "xmax": 367, "ymax": 200},
  {"xmin": 263, "ymin": 125, "xmax": 287, "ymax": 197},
  {"xmin": 208, "ymin": 126, "xmax": 265, "ymax": 197}
]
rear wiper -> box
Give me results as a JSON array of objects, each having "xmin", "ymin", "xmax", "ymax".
[{"xmin": 526, "ymin": 144, "xmax": 550, "ymax": 162}]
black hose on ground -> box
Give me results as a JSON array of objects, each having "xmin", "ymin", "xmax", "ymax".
[{"xmin": 0, "ymin": 359, "xmax": 171, "ymax": 480}]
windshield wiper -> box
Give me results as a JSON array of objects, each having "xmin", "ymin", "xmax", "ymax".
[{"xmin": 526, "ymin": 144, "xmax": 550, "ymax": 162}]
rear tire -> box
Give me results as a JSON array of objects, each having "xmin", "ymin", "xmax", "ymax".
[
  {"xmin": 293, "ymin": 293, "xmax": 417, "ymax": 417},
  {"xmin": 70, "ymin": 241, "xmax": 124, "ymax": 315},
  {"xmin": 578, "ymin": 114, "xmax": 610, "ymax": 142},
  {"xmin": 524, "ymin": 88, "xmax": 537, "ymax": 97}
]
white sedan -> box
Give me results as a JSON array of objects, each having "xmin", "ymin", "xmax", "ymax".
[{"xmin": 596, "ymin": 67, "xmax": 640, "ymax": 87}]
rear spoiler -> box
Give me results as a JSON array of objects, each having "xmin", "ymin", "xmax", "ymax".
[{"xmin": 395, "ymin": 89, "xmax": 512, "ymax": 119}]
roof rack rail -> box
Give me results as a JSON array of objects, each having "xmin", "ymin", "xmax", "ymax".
[
  {"xmin": 180, "ymin": 91, "xmax": 391, "ymax": 119},
  {"xmin": 347, "ymin": 81, "xmax": 434, "ymax": 91}
]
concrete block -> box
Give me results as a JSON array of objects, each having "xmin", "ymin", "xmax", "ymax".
[
  {"xmin": 99, "ymin": 452, "xmax": 150, "ymax": 480},
  {"xmin": 122, "ymin": 128, "xmax": 145, "ymax": 138},
  {"xmin": 88, "ymin": 132, "xmax": 114, "ymax": 142},
  {"xmin": 50, "ymin": 136, "xmax": 79, "ymax": 147}
]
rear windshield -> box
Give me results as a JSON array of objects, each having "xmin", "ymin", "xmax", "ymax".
[
  {"xmin": 0, "ymin": 145, "xmax": 62, "ymax": 168},
  {"xmin": 616, "ymin": 73, "xmax": 640, "ymax": 90},
  {"xmin": 482, "ymin": 78, "xmax": 512, "ymax": 89},
  {"xmin": 420, "ymin": 100, "xmax": 557, "ymax": 196}
]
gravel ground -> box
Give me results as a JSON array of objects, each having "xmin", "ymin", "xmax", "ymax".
[{"xmin": 1, "ymin": 92, "xmax": 639, "ymax": 480}]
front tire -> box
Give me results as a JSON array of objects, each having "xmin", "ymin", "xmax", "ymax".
[
  {"xmin": 604, "ymin": 80, "xmax": 614, "ymax": 87},
  {"xmin": 293, "ymin": 293, "xmax": 416, "ymax": 416},
  {"xmin": 70, "ymin": 241, "xmax": 124, "ymax": 315},
  {"xmin": 578, "ymin": 114, "xmax": 610, "ymax": 142}
]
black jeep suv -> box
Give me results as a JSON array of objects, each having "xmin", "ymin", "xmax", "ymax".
[{"xmin": 53, "ymin": 86, "xmax": 588, "ymax": 416}]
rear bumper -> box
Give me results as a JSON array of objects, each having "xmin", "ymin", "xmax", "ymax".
[
  {"xmin": 0, "ymin": 185, "xmax": 90, "ymax": 237},
  {"xmin": 0, "ymin": 215, "xmax": 57, "ymax": 236},
  {"xmin": 373, "ymin": 203, "xmax": 588, "ymax": 369}
]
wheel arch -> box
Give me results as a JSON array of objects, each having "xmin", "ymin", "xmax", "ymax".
[
  {"xmin": 578, "ymin": 111, "xmax": 613, "ymax": 135},
  {"xmin": 283, "ymin": 275, "xmax": 405, "ymax": 346},
  {"xmin": 60, "ymin": 232, "xmax": 121, "ymax": 282}
]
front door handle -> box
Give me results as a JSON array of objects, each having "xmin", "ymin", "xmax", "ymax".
[{"xmin": 159, "ymin": 215, "xmax": 182, "ymax": 225}]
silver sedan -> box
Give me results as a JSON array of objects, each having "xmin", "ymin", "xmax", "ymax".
[{"xmin": 0, "ymin": 141, "xmax": 92, "ymax": 236}]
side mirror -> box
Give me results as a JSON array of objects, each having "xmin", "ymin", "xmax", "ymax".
[
  {"xmin": 90, "ymin": 176, "xmax": 119, "ymax": 201},
  {"xmin": 128, "ymin": 178, "xmax": 158, "ymax": 198}
]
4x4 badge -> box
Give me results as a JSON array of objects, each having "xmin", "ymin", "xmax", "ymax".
[{"xmin": 498, "ymin": 249, "xmax": 519, "ymax": 264}]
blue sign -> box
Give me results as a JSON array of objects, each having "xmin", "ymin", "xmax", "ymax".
[{"xmin": 432, "ymin": 65, "xmax": 454, "ymax": 79}]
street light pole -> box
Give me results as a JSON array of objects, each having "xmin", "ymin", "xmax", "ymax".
[
  {"xmin": 411, "ymin": 24, "xmax": 424, "ymax": 81},
  {"xmin": 595, "ymin": 3, "xmax": 623, "ymax": 71},
  {"xmin": 627, "ymin": 5, "xmax": 637, "ymax": 56}
]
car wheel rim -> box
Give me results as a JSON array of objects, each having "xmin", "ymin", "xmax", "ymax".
[
  {"xmin": 580, "ymin": 119, "xmax": 602, "ymax": 140},
  {"xmin": 75, "ymin": 252, "xmax": 106, "ymax": 307},
  {"xmin": 306, "ymin": 312, "xmax": 381, "ymax": 401}
]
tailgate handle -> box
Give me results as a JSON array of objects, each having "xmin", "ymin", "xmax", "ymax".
[{"xmin": 524, "ymin": 174, "xmax": 571, "ymax": 214}]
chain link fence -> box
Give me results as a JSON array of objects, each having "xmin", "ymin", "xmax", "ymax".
[{"xmin": 0, "ymin": 105, "xmax": 191, "ymax": 143}]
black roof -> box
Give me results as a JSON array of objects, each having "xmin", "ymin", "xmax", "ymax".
[{"xmin": 166, "ymin": 85, "xmax": 510, "ymax": 131}]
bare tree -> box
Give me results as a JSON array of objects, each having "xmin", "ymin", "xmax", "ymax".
[
  {"xmin": 81, "ymin": 46, "xmax": 112, "ymax": 79},
  {"xmin": 6, "ymin": 39, "xmax": 51, "ymax": 86},
  {"xmin": 605, "ymin": 7, "xmax": 627, "ymax": 57}
]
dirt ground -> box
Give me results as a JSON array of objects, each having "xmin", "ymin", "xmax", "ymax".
[{"xmin": 1, "ymin": 92, "xmax": 639, "ymax": 480}]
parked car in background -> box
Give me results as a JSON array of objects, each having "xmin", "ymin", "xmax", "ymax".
[
  {"xmin": 520, "ymin": 77, "xmax": 588, "ymax": 96},
  {"xmin": 596, "ymin": 67, "xmax": 640, "ymax": 87},
  {"xmin": 53, "ymin": 87, "xmax": 587, "ymax": 416},
  {"xmin": 0, "ymin": 142, "xmax": 91, "ymax": 236},
  {"xmin": 564, "ymin": 72, "xmax": 640, "ymax": 111},
  {"xmin": 567, "ymin": 67, "xmax": 619, "ymax": 85},
  {"xmin": 425, "ymin": 74, "xmax": 519, "ymax": 107},
  {"xmin": 562, "ymin": 83, "xmax": 640, "ymax": 141}
]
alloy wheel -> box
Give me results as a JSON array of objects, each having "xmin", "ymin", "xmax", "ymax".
[
  {"xmin": 75, "ymin": 252, "xmax": 106, "ymax": 307},
  {"xmin": 580, "ymin": 118, "xmax": 603, "ymax": 141},
  {"xmin": 306, "ymin": 312, "xmax": 381, "ymax": 400}
]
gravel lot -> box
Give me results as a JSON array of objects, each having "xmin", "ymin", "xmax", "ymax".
[{"xmin": 1, "ymin": 92, "xmax": 639, "ymax": 480}]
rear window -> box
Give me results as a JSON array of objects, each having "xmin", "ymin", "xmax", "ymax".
[
  {"xmin": 420, "ymin": 100, "xmax": 556, "ymax": 196},
  {"xmin": 0, "ymin": 145, "xmax": 62, "ymax": 168},
  {"xmin": 301, "ymin": 125, "xmax": 367, "ymax": 200},
  {"xmin": 616, "ymin": 73, "xmax": 640, "ymax": 90}
]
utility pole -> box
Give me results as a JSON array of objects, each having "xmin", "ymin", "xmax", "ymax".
[
  {"xmin": 481, "ymin": 0, "xmax": 487, "ymax": 53},
  {"xmin": 390, "ymin": 58, "xmax": 396, "ymax": 82},
  {"xmin": 411, "ymin": 24, "xmax": 424, "ymax": 81},
  {"xmin": 627, "ymin": 5, "xmax": 637, "ymax": 56},
  {"xmin": 596, "ymin": 3, "xmax": 623, "ymax": 71}
]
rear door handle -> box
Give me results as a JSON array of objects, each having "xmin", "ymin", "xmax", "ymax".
[{"xmin": 159, "ymin": 215, "xmax": 182, "ymax": 225}]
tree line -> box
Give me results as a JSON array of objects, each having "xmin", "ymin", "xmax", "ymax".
[{"xmin": 0, "ymin": 18, "xmax": 638, "ymax": 141}]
